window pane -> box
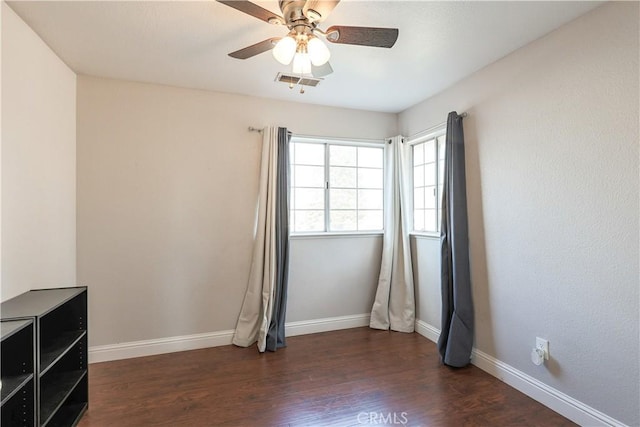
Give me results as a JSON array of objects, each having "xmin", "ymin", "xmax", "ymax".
[
  {"xmin": 330, "ymin": 145, "xmax": 356, "ymax": 167},
  {"xmin": 295, "ymin": 165, "xmax": 324, "ymax": 187},
  {"xmin": 330, "ymin": 166, "xmax": 356, "ymax": 188},
  {"xmin": 412, "ymin": 135, "xmax": 446, "ymax": 233},
  {"xmin": 330, "ymin": 210, "xmax": 357, "ymax": 231},
  {"xmin": 425, "ymin": 139, "xmax": 436, "ymax": 163},
  {"xmin": 425, "ymin": 209, "xmax": 437, "ymax": 232},
  {"xmin": 414, "ymin": 187, "xmax": 424, "ymax": 210},
  {"xmin": 425, "ymin": 186, "xmax": 437, "ymax": 209},
  {"xmin": 413, "ymin": 165, "xmax": 424, "ymax": 187},
  {"xmin": 358, "ymin": 189, "xmax": 383, "ymax": 209},
  {"xmin": 357, "ymin": 168, "xmax": 383, "ymax": 189},
  {"xmin": 295, "ymin": 210, "xmax": 324, "ymax": 232},
  {"xmin": 424, "ymin": 163, "xmax": 436, "ymax": 186},
  {"xmin": 413, "ymin": 143, "xmax": 424, "ymax": 166},
  {"xmin": 438, "ymin": 136, "xmax": 446, "ymax": 160},
  {"xmin": 289, "ymin": 139, "xmax": 387, "ymax": 235},
  {"xmin": 414, "ymin": 209, "xmax": 425, "ymax": 231},
  {"xmin": 295, "ymin": 188, "xmax": 324, "ymax": 209},
  {"xmin": 358, "ymin": 210, "xmax": 383, "ymax": 231},
  {"xmin": 294, "ymin": 143, "xmax": 324, "ymax": 165},
  {"xmin": 438, "ymin": 185, "xmax": 444, "ymax": 205},
  {"xmin": 358, "ymin": 147, "xmax": 383, "ymax": 168},
  {"xmin": 330, "ymin": 189, "xmax": 357, "ymax": 209}
]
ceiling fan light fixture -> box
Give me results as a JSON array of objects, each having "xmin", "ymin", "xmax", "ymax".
[
  {"xmin": 272, "ymin": 36, "xmax": 296, "ymax": 65},
  {"xmin": 307, "ymin": 37, "xmax": 331, "ymax": 66},
  {"xmin": 292, "ymin": 52, "xmax": 312, "ymax": 74}
]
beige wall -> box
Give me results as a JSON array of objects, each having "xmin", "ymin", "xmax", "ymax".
[
  {"xmin": 288, "ymin": 235, "xmax": 382, "ymax": 322},
  {"xmin": 76, "ymin": 75, "xmax": 395, "ymax": 346},
  {"xmin": 400, "ymin": 3, "xmax": 639, "ymax": 425},
  {"xmin": 1, "ymin": 2, "xmax": 77, "ymax": 301}
]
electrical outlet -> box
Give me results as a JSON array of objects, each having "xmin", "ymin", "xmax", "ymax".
[{"xmin": 536, "ymin": 337, "xmax": 549, "ymax": 360}]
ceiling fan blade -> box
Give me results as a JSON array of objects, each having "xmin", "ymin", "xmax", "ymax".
[
  {"xmin": 325, "ymin": 26, "xmax": 399, "ymax": 48},
  {"xmin": 217, "ymin": 1, "xmax": 285, "ymax": 25},
  {"xmin": 312, "ymin": 62, "xmax": 333, "ymax": 78},
  {"xmin": 229, "ymin": 38, "xmax": 280, "ymax": 59},
  {"xmin": 303, "ymin": 0, "xmax": 340, "ymax": 23}
]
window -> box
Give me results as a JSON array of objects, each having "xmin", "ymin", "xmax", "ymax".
[
  {"xmin": 412, "ymin": 130, "xmax": 446, "ymax": 233},
  {"xmin": 289, "ymin": 137, "xmax": 384, "ymax": 233}
]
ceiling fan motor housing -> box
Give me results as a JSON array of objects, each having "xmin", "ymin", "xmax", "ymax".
[{"xmin": 280, "ymin": 0, "xmax": 311, "ymax": 24}]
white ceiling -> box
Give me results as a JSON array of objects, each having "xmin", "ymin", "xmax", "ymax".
[{"xmin": 8, "ymin": 1, "xmax": 602, "ymax": 113}]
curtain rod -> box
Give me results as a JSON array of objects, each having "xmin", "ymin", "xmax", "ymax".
[
  {"xmin": 248, "ymin": 126, "xmax": 263, "ymax": 133},
  {"xmin": 407, "ymin": 112, "xmax": 468, "ymax": 141}
]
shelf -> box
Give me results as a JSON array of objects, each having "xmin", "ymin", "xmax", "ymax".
[
  {"xmin": 1, "ymin": 287, "xmax": 87, "ymax": 427},
  {"xmin": 0, "ymin": 374, "xmax": 34, "ymax": 406},
  {"xmin": 45, "ymin": 402, "xmax": 87, "ymax": 427},
  {"xmin": 40, "ymin": 330, "xmax": 86, "ymax": 376},
  {"xmin": 0, "ymin": 288, "xmax": 86, "ymax": 319},
  {"xmin": 40, "ymin": 370, "xmax": 87, "ymax": 426},
  {"xmin": 1, "ymin": 319, "xmax": 33, "ymax": 341}
]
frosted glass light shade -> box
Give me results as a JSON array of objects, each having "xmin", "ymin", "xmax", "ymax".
[
  {"xmin": 272, "ymin": 36, "xmax": 296, "ymax": 65},
  {"xmin": 292, "ymin": 53, "xmax": 312, "ymax": 74},
  {"xmin": 307, "ymin": 37, "xmax": 331, "ymax": 66}
]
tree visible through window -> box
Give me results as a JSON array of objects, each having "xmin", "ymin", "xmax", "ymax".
[{"xmin": 290, "ymin": 138, "xmax": 384, "ymax": 233}]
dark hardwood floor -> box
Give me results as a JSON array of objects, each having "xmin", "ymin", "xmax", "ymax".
[{"xmin": 78, "ymin": 327, "xmax": 574, "ymax": 427}]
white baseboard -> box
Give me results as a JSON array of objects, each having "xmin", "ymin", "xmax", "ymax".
[
  {"xmin": 88, "ymin": 329, "xmax": 235, "ymax": 363},
  {"xmin": 286, "ymin": 313, "xmax": 370, "ymax": 336},
  {"xmin": 89, "ymin": 313, "xmax": 370, "ymax": 364},
  {"xmin": 414, "ymin": 319, "xmax": 440, "ymax": 343},
  {"xmin": 413, "ymin": 320, "xmax": 625, "ymax": 427}
]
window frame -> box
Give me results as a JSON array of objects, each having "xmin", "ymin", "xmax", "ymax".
[
  {"xmin": 289, "ymin": 135, "xmax": 386, "ymax": 237},
  {"xmin": 408, "ymin": 125, "xmax": 447, "ymax": 238}
]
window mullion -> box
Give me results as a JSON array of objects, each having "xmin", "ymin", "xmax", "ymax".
[
  {"xmin": 435, "ymin": 142, "xmax": 439, "ymax": 231},
  {"xmin": 355, "ymin": 147, "xmax": 360, "ymax": 231},
  {"xmin": 325, "ymin": 143, "xmax": 330, "ymax": 232}
]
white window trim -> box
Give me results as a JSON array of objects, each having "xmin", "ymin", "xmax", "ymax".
[
  {"xmin": 290, "ymin": 231, "xmax": 384, "ymax": 240},
  {"xmin": 289, "ymin": 135, "xmax": 386, "ymax": 236},
  {"xmin": 293, "ymin": 134, "xmax": 386, "ymax": 148},
  {"xmin": 408, "ymin": 125, "xmax": 447, "ymax": 234},
  {"xmin": 407, "ymin": 125, "xmax": 446, "ymax": 146},
  {"xmin": 410, "ymin": 231, "xmax": 440, "ymax": 239}
]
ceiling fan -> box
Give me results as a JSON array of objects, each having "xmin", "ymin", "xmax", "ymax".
[{"xmin": 217, "ymin": 0, "xmax": 399, "ymax": 78}]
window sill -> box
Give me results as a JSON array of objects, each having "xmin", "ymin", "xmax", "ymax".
[
  {"xmin": 290, "ymin": 231, "xmax": 384, "ymax": 240},
  {"xmin": 410, "ymin": 232, "xmax": 440, "ymax": 240}
]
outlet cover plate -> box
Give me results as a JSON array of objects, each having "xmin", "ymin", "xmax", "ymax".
[{"xmin": 536, "ymin": 337, "xmax": 549, "ymax": 360}]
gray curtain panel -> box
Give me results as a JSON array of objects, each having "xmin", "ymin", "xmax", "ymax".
[
  {"xmin": 265, "ymin": 127, "xmax": 291, "ymax": 352},
  {"xmin": 437, "ymin": 112, "xmax": 474, "ymax": 367}
]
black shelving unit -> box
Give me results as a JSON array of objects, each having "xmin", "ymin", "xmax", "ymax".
[
  {"xmin": 1, "ymin": 287, "xmax": 87, "ymax": 427},
  {"xmin": 1, "ymin": 319, "xmax": 36, "ymax": 427}
]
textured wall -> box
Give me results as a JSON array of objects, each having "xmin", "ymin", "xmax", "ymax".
[
  {"xmin": 288, "ymin": 235, "xmax": 382, "ymax": 322},
  {"xmin": 1, "ymin": 2, "xmax": 77, "ymax": 301},
  {"xmin": 400, "ymin": 3, "xmax": 639, "ymax": 424}
]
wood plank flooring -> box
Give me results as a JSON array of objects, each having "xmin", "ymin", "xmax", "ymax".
[{"xmin": 78, "ymin": 328, "xmax": 574, "ymax": 426}]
